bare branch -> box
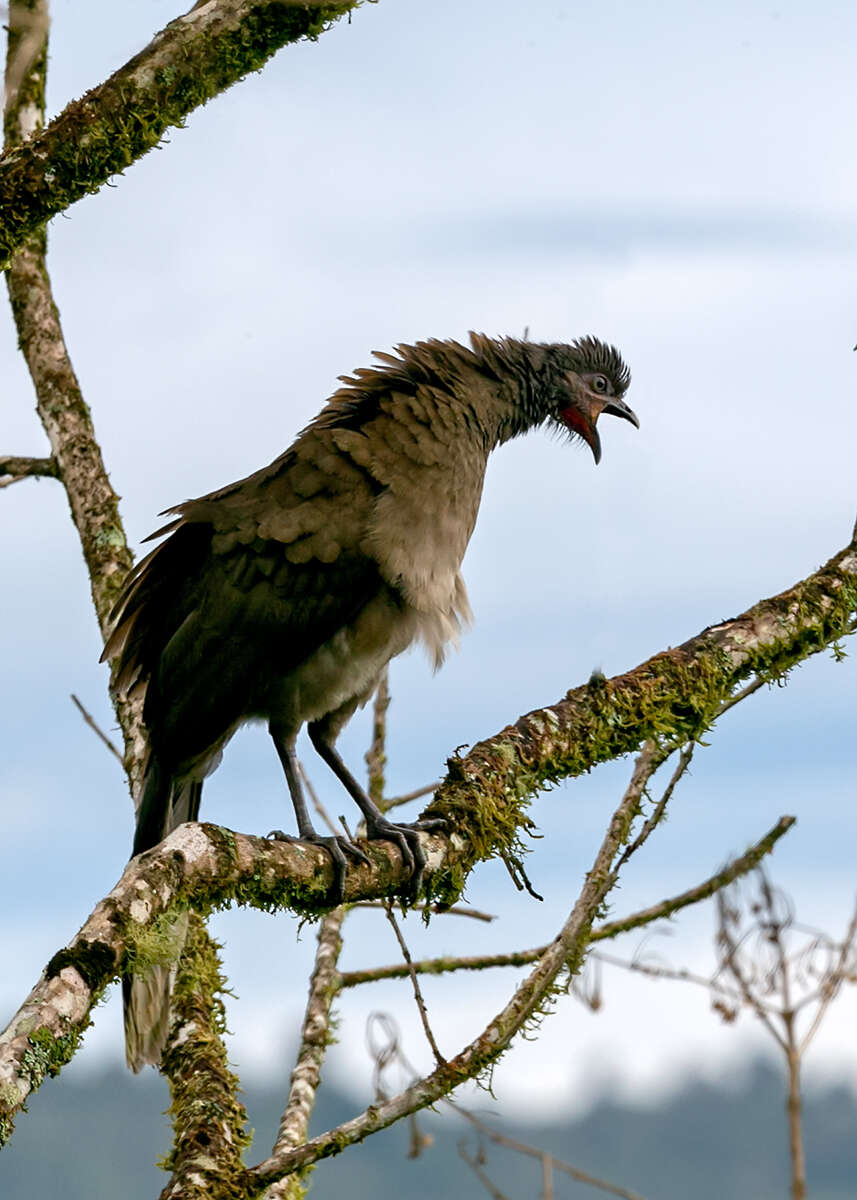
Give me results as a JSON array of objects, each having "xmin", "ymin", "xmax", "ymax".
[
  {"xmin": 384, "ymin": 905, "xmax": 446, "ymax": 1065},
  {"xmin": 458, "ymin": 1142, "xmax": 512, "ymax": 1200},
  {"xmin": 70, "ymin": 693, "xmax": 123, "ymax": 764},
  {"xmin": 263, "ymin": 906, "xmax": 348, "ymax": 1200},
  {"xmin": 249, "ymin": 746, "xmax": 681, "ymax": 1184},
  {"xmin": 453, "ymin": 1103, "xmax": 647, "ymax": 1200},
  {"xmin": 298, "ymin": 760, "xmax": 340, "ymax": 839},
  {"xmin": 383, "ymin": 782, "xmax": 441, "ymax": 813},
  {"xmin": 0, "ymin": 453, "xmax": 57, "ymax": 487},
  {"xmin": 2, "ymin": 0, "xmax": 48, "ymax": 117},
  {"xmin": 616, "ymin": 742, "xmax": 695, "ymax": 869},
  {"xmin": 798, "ymin": 897, "xmax": 857, "ymax": 1054},
  {"xmin": 3, "ymin": 0, "xmax": 147, "ymax": 791},
  {"xmin": 366, "ymin": 668, "xmax": 390, "ymax": 807},
  {"xmin": 338, "ymin": 816, "xmax": 796, "ymax": 989}
]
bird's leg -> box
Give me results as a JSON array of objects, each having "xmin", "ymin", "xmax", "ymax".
[
  {"xmin": 268, "ymin": 721, "xmax": 369, "ymax": 902},
  {"xmin": 308, "ymin": 720, "xmax": 446, "ymax": 897}
]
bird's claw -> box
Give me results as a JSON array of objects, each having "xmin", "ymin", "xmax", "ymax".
[
  {"xmin": 364, "ymin": 814, "xmax": 446, "ymax": 900},
  {"xmin": 267, "ymin": 829, "xmax": 370, "ymax": 904}
]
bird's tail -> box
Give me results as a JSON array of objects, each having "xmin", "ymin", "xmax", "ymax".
[{"xmin": 124, "ymin": 756, "xmax": 201, "ymax": 1072}]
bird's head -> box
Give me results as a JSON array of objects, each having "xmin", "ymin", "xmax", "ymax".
[{"xmin": 544, "ymin": 336, "xmax": 638, "ymax": 464}]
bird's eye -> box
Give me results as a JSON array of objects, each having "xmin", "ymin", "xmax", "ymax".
[{"xmin": 592, "ymin": 375, "xmax": 608, "ymax": 393}]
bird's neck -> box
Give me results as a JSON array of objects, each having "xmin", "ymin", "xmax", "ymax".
[{"xmin": 463, "ymin": 334, "xmax": 551, "ymax": 449}]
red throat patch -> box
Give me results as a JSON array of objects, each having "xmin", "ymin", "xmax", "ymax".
[{"xmin": 559, "ymin": 404, "xmax": 595, "ymax": 446}]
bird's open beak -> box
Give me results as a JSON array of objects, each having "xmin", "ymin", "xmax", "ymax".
[
  {"xmin": 600, "ymin": 397, "xmax": 640, "ymax": 430},
  {"xmin": 584, "ymin": 397, "xmax": 640, "ymax": 465}
]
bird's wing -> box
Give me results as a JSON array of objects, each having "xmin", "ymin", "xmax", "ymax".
[{"xmin": 102, "ymin": 428, "xmax": 388, "ymax": 763}]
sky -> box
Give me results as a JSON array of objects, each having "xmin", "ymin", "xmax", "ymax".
[{"xmin": 2, "ymin": 0, "xmax": 857, "ymax": 1124}]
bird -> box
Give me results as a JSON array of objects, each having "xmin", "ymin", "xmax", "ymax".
[{"xmin": 103, "ymin": 331, "xmax": 636, "ymax": 1069}]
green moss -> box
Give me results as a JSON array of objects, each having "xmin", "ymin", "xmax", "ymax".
[
  {"xmin": 20, "ymin": 1024, "xmax": 88, "ymax": 1089},
  {"xmin": 124, "ymin": 908, "xmax": 189, "ymax": 974},
  {"xmin": 45, "ymin": 940, "xmax": 117, "ymax": 990}
]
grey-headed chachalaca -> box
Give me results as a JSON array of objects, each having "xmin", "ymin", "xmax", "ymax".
[{"xmin": 104, "ymin": 332, "xmax": 636, "ymax": 1069}]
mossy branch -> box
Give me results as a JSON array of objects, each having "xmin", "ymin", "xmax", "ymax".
[
  {"xmin": 0, "ymin": 0, "xmax": 359, "ymax": 267},
  {"xmin": 0, "ymin": 539, "xmax": 853, "ymax": 1146},
  {"xmin": 158, "ymin": 914, "xmax": 252, "ymax": 1200},
  {"xmin": 424, "ymin": 538, "xmax": 857, "ymax": 901}
]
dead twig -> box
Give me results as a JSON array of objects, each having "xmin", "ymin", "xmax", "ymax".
[{"xmin": 70, "ymin": 693, "xmax": 123, "ymax": 764}]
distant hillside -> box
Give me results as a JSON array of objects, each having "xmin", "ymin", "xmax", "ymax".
[{"xmin": 2, "ymin": 1059, "xmax": 855, "ymax": 1198}]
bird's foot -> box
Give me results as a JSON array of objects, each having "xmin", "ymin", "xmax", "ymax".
[
  {"xmin": 267, "ymin": 829, "xmax": 370, "ymax": 904},
  {"xmin": 363, "ymin": 814, "xmax": 447, "ymax": 899}
]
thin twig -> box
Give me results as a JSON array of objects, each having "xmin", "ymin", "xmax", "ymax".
[
  {"xmin": 298, "ymin": 761, "xmax": 339, "ymax": 838},
  {"xmin": 616, "ymin": 742, "xmax": 695, "ymax": 869},
  {"xmin": 383, "ymin": 782, "xmax": 440, "ymax": 813},
  {"xmin": 452, "ymin": 1103, "xmax": 646, "ymax": 1200},
  {"xmin": 384, "ymin": 905, "xmax": 446, "ymax": 1065},
  {"xmin": 70, "ymin": 693, "xmax": 123, "ymax": 764},
  {"xmin": 350, "ymin": 901, "xmax": 496, "ymax": 923},
  {"xmin": 798, "ymin": 896, "xmax": 857, "ymax": 1054},
  {"xmin": 337, "ymin": 817, "xmax": 796, "ymax": 990},
  {"xmin": 717, "ymin": 675, "xmax": 767, "ymax": 719},
  {"xmin": 458, "ymin": 1142, "xmax": 512, "ymax": 1200}
]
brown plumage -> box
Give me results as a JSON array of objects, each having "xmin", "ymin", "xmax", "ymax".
[{"xmin": 103, "ymin": 332, "xmax": 637, "ymax": 1069}]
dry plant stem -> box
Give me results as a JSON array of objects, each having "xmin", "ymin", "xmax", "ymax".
[
  {"xmin": 384, "ymin": 905, "xmax": 446, "ymax": 1065},
  {"xmin": 453, "ymin": 1104, "xmax": 646, "ymax": 1200},
  {"xmin": 249, "ymin": 748, "xmax": 671, "ymax": 1185},
  {"xmin": 798, "ymin": 899, "xmax": 857, "ymax": 1053},
  {"xmin": 157, "ymin": 914, "xmax": 251, "ymax": 1200},
  {"xmin": 716, "ymin": 884, "xmax": 805, "ymax": 1198},
  {"xmin": 458, "ymin": 1143, "xmax": 512, "ymax": 1200},
  {"xmin": 0, "ymin": 453, "xmax": 57, "ymax": 485},
  {"xmin": 785, "ymin": 1021, "xmax": 806, "ymax": 1200},
  {"xmin": 2, "ymin": 0, "xmax": 147, "ymax": 788},
  {"xmin": 0, "ymin": 0, "xmax": 358, "ymax": 265},
  {"xmin": 263, "ymin": 907, "xmax": 348, "ymax": 1200},
  {"xmin": 337, "ymin": 816, "xmax": 795, "ymax": 989}
]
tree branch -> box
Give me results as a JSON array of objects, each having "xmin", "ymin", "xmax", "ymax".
[
  {"xmin": 337, "ymin": 816, "xmax": 796, "ymax": 989},
  {"xmin": 3, "ymin": 0, "xmax": 148, "ymax": 789},
  {"xmin": 262, "ymin": 906, "xmax": 347, "ymax": 1200},
  {"xmin": 0, "ymin": 453, "xmax": 57, "ymax": 487},
  {"xmin": 248, "ymin": 733, "xmax": 663, "ymax": 1185},
  {"xmin": 157, "ymin": 914, "xmax": 251, "ymax": 1200},
  {"xmin": 1, "ymin": 538, "xmax": 852, "ymax": 1142},
  {"xmin": 423, "ymin": 538, "xmax": 857, "ymax": 903},
  {"xmin": 0, "ymin": 0, "xmax": 359, "ymax": 267}
]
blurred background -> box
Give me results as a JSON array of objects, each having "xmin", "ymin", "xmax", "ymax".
[{"xmin": 2, "ymin": 1, "xmax": 856, "ymax": 1193}]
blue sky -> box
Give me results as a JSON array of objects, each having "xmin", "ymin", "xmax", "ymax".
[{"xmin": 2, "ymin": 0, "xmax": 856, "ymax": 1116}]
